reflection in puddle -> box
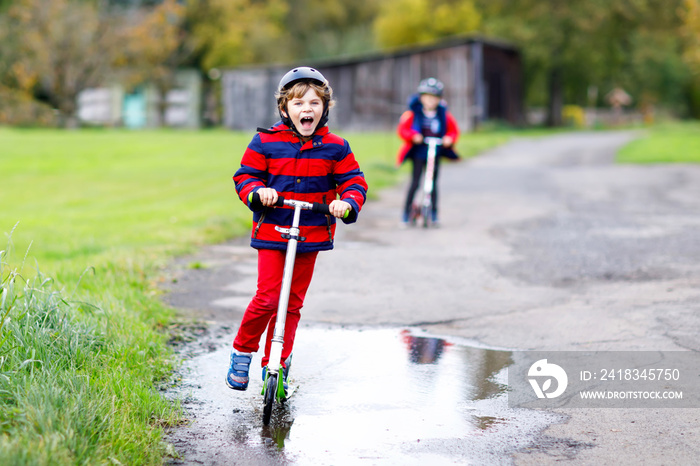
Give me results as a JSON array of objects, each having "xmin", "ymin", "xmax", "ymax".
[
  {"xmin": 261, "ymin": 418, "xmax": 293, "ymax": 449},
  {"xmin": 402, "ymin": 330, "xmax": 450, "ymax": 364},
  {"xmin": 169, "ymin": 326, "xmax": 560, "ymax": 465},
  {"xmin": 398, "ymin": 329, "xmax": 516, "ymax": 436}
]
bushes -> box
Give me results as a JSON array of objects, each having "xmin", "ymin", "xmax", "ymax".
[
  {"xmin": 562, "ymin": 105, "xmax": 586, "ymax": 128},
  {"xmin": 0, "ymin": 86, "xmax": 56, "ymax": 127}
]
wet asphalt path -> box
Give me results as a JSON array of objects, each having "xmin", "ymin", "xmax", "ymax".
[{"xmin": 164, "ymin": 131, "xmax": 700, "ymax": 464}]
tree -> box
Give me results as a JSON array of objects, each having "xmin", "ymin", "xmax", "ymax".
[
  {"xmin": 477, "ymin": 1, "xmax": 612, "ymax": 126},
  {"xmin": 476, "ymin": 0, "xmax": 688, "ymax": 125},
  {"xmin": 680, "ymin": 0, "xmax": 700, "ymax": 117},
  {"xmin": 0, "ymin": 0, "xmax": 184, "ymax": 127},
  {"xmin": 121, "ymin": 0, "xmax": 187, "ymax": 125},
  {"xmin": 374, "ymin": 0, "xmax": 481, "ymax": 48},
  {"xmin": 0, "ymin": 0, "xmax": 113, "ymax": 126},
  {"xmin": 682, "ymin": 0, "xmax": 700, "ymax": 73},
  {"xmin": 283, "ymin": 0, "xmax": 380, "ymax": 60},
  {"xmin": 185, "ymin": 0, "xmax": 289, "ymax": 71}
]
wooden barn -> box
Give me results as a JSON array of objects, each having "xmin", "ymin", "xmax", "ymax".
[{"xmin": 221, "ymin": 36, "xmax": 523, "ymax": 132}]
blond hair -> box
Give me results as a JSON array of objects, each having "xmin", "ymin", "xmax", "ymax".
[{"xmin": 276, "ymin": 81, "xmax": 335, "ymax": 114}]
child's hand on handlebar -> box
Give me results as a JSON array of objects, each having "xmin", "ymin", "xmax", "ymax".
[
  {"xmin": 329, "ymin": 200, "xmax": 352, "ymax": 218},
  {"xmin": 256, "ymin": 188, "xmax": 278, "ymax": 206},
  {"xmin": 442, "ymin": 136, "xmax": 454, "ymax": 147}
]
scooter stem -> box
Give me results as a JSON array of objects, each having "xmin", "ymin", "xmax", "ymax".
[
  {"xmin": 423, "ymin": 137, "xmax": 440, "ymax": 195},
  {"xmin": 268, "ymin": 204, "xmax": 303, "ymax": 373}
]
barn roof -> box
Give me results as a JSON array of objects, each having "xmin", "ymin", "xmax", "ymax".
[
  {"xmin": 226, "ymin": 34, "xmax": 519, "ymax": 72},
  {"xmin": 310, "ymin": 35, "xmax": 519, "ymax": 67}
]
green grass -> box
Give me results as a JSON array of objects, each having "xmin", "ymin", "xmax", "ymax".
[
  {"xmin": 617, "ymin": 121, "xmax": 700, "ymax": 163},
  {"xmin": 3, "ymin": 121, "xmax": 683, "ymax": 464},
  {"xmin": 0, "ymin": 129, "xmax": 254, "ymax": 267},
  {"xmin": 0, "ymin": 128, "xmax": 257, "ymax": 464}
]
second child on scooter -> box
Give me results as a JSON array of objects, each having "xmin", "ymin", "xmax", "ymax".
[
  {"xmin": 226, "ymin": 67, "xmax": 368, "ymax": 392},
  {"xmin": 396, "ymin": 78, "xmax": 460, "ymax": 227}
]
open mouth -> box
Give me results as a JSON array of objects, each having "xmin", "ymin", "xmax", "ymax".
[{"xmin": 300, "ymin": 116, "xmax": 314, "ymax": 129}]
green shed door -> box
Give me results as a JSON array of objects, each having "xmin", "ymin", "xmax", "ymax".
[{"xmin": 123, "ymin": 91, "xmax": 146, "ymax": 128}]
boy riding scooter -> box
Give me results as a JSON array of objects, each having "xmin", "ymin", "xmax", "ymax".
[
  {"xmin": 396, "ymin": 78, "xmax": 460, "ymax": 227},
  {"xmin": 227, "ymin": 67, "xmax": 368, "ymax": 396}
]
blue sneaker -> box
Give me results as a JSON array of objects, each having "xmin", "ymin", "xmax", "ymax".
[
  {"xmin": 226, "ymin": 350, "xmax": 252, "ymax": 391},
  {"xmin": 431, "ymin": 212, "xmax": 440, "ymax": 228}
]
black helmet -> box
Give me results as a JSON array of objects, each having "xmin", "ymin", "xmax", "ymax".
[
  {"xmin": 417, "ymin": 78, "xmax": 444, "ymax": 97},
  {"xmin": 278, "ymin": 67, "xmax": 327, "ymax": 92}
]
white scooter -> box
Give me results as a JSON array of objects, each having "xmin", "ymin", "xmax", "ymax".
[
  {"xmin": 249, "ymin": 192, "xmax": 345, "ymax": 425},
  {"xmin": 410, "ymin": 137, "xmax": 442, "ymax": 228}
]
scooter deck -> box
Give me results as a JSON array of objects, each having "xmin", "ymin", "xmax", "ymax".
[{"xmin": 282, "ymin": 383, "xmax": 297, "ymax": 401}]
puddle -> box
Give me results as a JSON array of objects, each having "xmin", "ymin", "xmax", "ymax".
[{"xmin": 166, "ymin": 326, "xmax": 561, "ymax": 465}]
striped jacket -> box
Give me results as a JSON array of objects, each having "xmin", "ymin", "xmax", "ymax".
[
  {"xmin": 396, "ymin": 94, "xmax": 460, "ymax": 165},
  {"xmin": 233, "ymin": 122, "xmax": 368, "ymax": 253}
]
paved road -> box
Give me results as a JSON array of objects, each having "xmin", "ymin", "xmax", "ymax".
[
  {"xmin": 308, "ymin": 131, "xmax": 700, "ymax": 352},
  {"xmin": 164, "ymin": 131, "xmax": 700, "ymax": 464}
]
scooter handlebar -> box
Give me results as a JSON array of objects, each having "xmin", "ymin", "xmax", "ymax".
[
  {"xmin": 248, "ymin": 192, "xmax": 347, "ymax": 218},
  {"xmin": 248, "ymin": 192, "xmax": 285, "ymax": 211},
  {"xmin": 423, "ymin": 136, "xmax": 443, "ymax": 146},
  {"xmin": 310, "ymin": 201, "xmax": 332, "ymax": 216}
]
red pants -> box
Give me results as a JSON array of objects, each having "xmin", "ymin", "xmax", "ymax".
[{"xmin": 233, "ymin": 248, "xmax": 319, "ymax": 367}]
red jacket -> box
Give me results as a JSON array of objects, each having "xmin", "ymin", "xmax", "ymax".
[
  {"xmin": 396, "ymin": 98, "xmax": 460, "ymax": 166},
  {"xmin": 234, "ymin": 122, "xmax": 368, "ymax": 253}
]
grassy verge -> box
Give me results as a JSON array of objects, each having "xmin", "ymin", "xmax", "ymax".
[
  {"xmin": 0, "ymin": 128, "xmax": 253, "ymax": 464},
  {"xmin": 0, "ymin": 124, "xmax": 570, "ymax": 463},
  {"xmin": 616, "ymin": 120, "xmax": 700, "ymax": 163},
  {"xmin": 0, "ymin": 248, "xmax": 177, "ymax": 464}
]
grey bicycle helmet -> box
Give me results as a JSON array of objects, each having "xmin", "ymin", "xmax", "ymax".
[
  {"xmin": 277, "ymin": 66, "xmax": 327, "ymax": 92},
  {"xmin": 417, "ymin": 78, "xmax": 444, "ymax": 97}
]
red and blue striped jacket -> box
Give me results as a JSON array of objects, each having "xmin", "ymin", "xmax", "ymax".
[{"xmin": 233, "ymin": 122, "xmax": 368, "ymax": 253}]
